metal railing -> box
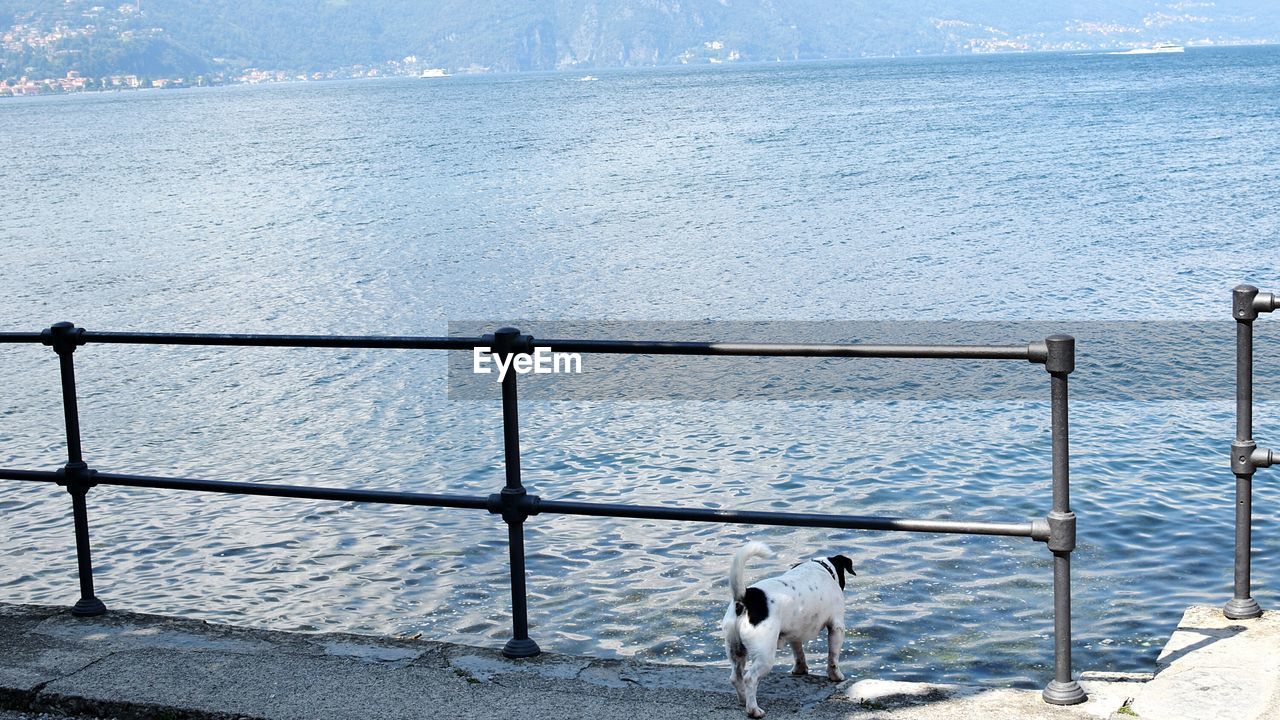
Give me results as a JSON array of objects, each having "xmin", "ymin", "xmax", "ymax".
[
  {"xmin": 0, "ymin": 322, "xmax": 1088, "ymax": 705},
  {"xmin": 1226, "ymin": 285, "xmax": 1278, "ymax": 619}
]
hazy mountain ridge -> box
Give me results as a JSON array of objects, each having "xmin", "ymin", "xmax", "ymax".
[{"xmin": 3, "ymin": 0, "xmax": 1278, "ymax": 84}]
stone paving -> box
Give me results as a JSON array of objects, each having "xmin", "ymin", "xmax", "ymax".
[{"xmin": 1, "ymin": 602, "xmax": 1275, "ymax": 719}]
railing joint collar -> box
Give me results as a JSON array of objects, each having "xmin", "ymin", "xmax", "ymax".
[
  {"xmin": 485, "ymin": 327, "xmax": 535, "ymax": 357},
  {"xmin": 1234, "ymin": 284, "xmax": 1275, "ymax": 321},
  {"xmin": 41, "ymin": 322, "xmax": 86, "ymax": 355},
  {"xmin": 1232, "ymin": 439, "xmax": 1274, "ymax": 474},
  {"xmin": 1030, "ymin": 518, "xmax": 1051, "ymax": 542},
  {"xmin": 1041, "ymin": 335, "xmax": 1075, "ymax": 375},
  {"xmin": 489, "ymin": 487, "xmax": 539, "ymax": 523},
  {"xmin": 1045, "ymin": 511, "xmax": 1076, "ymax": 553},
  {"xmin": 1027, "ymin": 340, "xmax": 1048, "ymax": 365},
  {"xmin": 56, "ymin": 461, "xmax": 98, "ymax": 490},
  {"xmin": 1257, "ymin": 448, "xmax": 1277, "ymax": 469}
]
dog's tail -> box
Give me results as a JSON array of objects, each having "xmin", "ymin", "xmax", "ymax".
[{"xmin": 730, "ymin": 541, "xmax": 772, "ymax": 602}]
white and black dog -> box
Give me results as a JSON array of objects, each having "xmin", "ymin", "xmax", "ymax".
[{"xmin": 721, "ymin": 541, "xmax": 855, "ymax": 718}]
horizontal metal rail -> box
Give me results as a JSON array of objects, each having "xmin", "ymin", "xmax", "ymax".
[
  {"xmin": 533, "ymin": 499, "xmax": 1043, "ymax": 538},
  {"xmin": 92, "ymin": 331, "xmax": 477, "ymax": 351},
  {"xmin": 0, "ymin": 469, "xmax": 490, "ymax": 510},
  {"xmin": 0, "ymin": 468, "xmax": 1043, "ymax": 540},
  {"xmin": 0, "ymin": 328, "xmax": 1046, "ymax": 361},
  {"xmin": 0, "ymin": 468, "xmax": 59, "ymax": 482},
  {"xmin": 537, "ymin": 338, "xmax": 1041, "ymax": 360},
  {"xmin": 0, "ymin": 321, "xmax": 1085, "ymax": 705}
]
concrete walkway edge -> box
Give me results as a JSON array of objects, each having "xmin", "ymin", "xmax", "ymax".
[{"xmin": 0, "ymin": 602, "xmax": 1274, "ymax": 719}]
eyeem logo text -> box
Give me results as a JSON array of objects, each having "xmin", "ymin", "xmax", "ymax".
[{"xmin": 473, "ymin": 347, "xmax": 583, "ymax": 382}]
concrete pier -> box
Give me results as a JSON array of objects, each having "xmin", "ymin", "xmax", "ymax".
[
  {"xmin": 0, "ymin": 602, "xmax": 1275, "ymax": 719},
  {"xmin": 1126, "ymin": 605, "xmax": 1280, "ymax": 720}
]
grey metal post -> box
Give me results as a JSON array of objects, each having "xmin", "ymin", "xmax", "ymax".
[
  {"xmin": 494, "ymin": 327, "xmax": 541, "ymax": 658},
  {"xmin": 1226, "ymin": 284, "xmax": 1275, "ymax": 619},
  {"xmin": 43, "ymin": 322, "xmax": 107, "ymax": 617},
  {"xmin": 1041, "ymin": 335, "xmax": 1086, "ymax": 705}
]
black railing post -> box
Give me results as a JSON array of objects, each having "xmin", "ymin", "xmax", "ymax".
[
  {"xmin": 1040, "ymin": 335, "xmax": 1085, "ymax": 705},
  {"xmin": 492, "ymin": 327, "xmax": 541, "ymax": 658},
  {"xmin": 1225, "ymin": 285, "xmax": 1275, "ymax": 619},
  {"xmin": 40, "ymin": 321, "xmax": 107, "ymax": 617}
]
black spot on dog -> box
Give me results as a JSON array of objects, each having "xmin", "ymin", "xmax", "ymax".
[
  {"xmin": 827, "ymin": 555, "xmax": 856, "ymax": 589},
  {"xmin": 742, "ymin": 587, "xmax": 770, "ymax": 625}
]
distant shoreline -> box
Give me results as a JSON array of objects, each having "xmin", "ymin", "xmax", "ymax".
[{"xmin": 4, "ymin": 41, "xmax": 1276, "ymax": 101}]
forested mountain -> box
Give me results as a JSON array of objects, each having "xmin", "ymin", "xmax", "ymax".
[{"xmin": 4, "ymin": 0, "xmax": 1279, "ymax": 83}]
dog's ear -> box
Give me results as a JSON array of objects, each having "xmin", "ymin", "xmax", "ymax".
[
  {"xmin": 835, "ymin": 555, "xmax": 855, "ymax": 576},
  {"xmin": 828, "ymin": 555, "xmax": 856, "ymax": 589}
]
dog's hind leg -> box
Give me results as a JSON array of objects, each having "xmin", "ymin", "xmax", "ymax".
[
  {"xmin": 729, "ymin": 649, "xmax": 747, "ymax": 704},
  {"xmin": 731, "ymin": 664, "xmax": 747, "ymax": 705},
  {"xmin": 789, "ymin": 641, "xmax": 808, "ymax": 675},
  {"xmin": 825, "ymin": 624, "xmax": 846, "ymax": 682},
  {"xmin": 742, "ymin": 645, "xmax": 775, "ymax": 718}
]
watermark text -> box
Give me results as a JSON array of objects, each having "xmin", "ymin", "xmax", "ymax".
[{"xmin": 473, "ymin": 346, "xmax": 583, "ymax": 382}]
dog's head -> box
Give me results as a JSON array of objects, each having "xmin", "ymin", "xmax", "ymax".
[{"xmin": 826, "ymin": 554, "xmax": 856, "ymax": 589}]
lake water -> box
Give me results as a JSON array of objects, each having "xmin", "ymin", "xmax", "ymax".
[{"xmin": 2, "ymin": 47, "xmax": 1280, "ymax": 688}]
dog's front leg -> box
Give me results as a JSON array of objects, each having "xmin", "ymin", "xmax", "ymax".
[
  {"xmin": 825, "ymin": 625, "xmax": 845, "ymax": 681},
  {"xmin": 789, "ymin": 641, "xmax": 808, "ymax": 675}
]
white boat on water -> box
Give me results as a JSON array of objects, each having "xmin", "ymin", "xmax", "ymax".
[
  {"xmin": 1115, "ymin": 43, "xmax": 1185, "ymax": 55},
  {"xmin": 420, "ymin": 68, "xmax": 449, "ymax": 78}
]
